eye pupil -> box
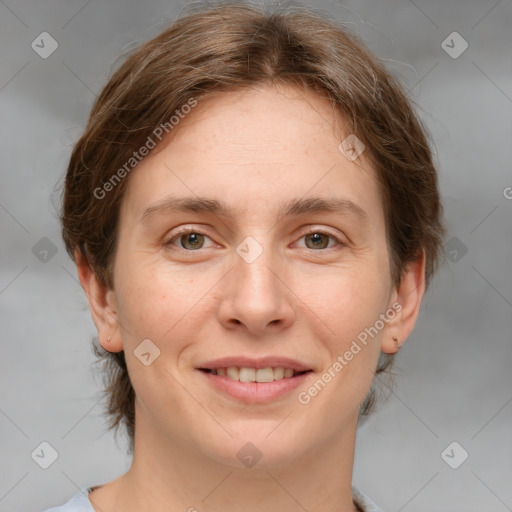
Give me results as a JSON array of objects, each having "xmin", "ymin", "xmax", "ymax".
[
  {"xmin": 181, "ymin": 232, "xmax": 204, "ymax": 250},
  {"xmin": 305, "ymin": 232, "xmax": 329, "ymax": 249}
]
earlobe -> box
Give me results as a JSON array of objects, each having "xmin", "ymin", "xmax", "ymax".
[
  {"xmin": 74, "ymin": 247, "xmax": 124, "ymax": 353},
  {"xmin": 381, "ymin": 251, "xmax": 426, "ymax": 354}
]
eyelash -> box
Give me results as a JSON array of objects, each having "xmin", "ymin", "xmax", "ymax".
[{"xmin": 165, "ymin": 228, "xmax": 345, "ymax": 251}]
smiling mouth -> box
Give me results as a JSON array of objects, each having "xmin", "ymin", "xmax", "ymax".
[{"xmin": 199, "ymin": 367, "xmax": 312, "ymax": 383}]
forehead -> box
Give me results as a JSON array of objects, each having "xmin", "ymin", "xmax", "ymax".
[{"xmin": 120, "ymin": 83, "xmax": 384, "ymax": 226}]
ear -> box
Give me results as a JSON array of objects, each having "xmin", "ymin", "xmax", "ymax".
[
  {"xmin": 381, "ymin": 250, "xmax": 426, "ymax": 354},
  {"xmin": 74, "ymin": 247, "xmax": 123, "ymax": 353}
]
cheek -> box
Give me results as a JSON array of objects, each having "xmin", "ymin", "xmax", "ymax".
[
  {"xmin": 113, "ymin": 251, "xmax": 219, "ymax": 346},
  {"xmin": 113, "ymin": 255, "xmax": 178, "ymax": 339},
  {"xmin": 306, "ymin": 265, "xmax": 390, "ymax": 342},
  {"xmin": 299, "ymin": 276, "xmax": 386, "ymax": 415}
]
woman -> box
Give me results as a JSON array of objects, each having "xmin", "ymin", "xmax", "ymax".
[{"xmin": 47, "ymin": 2, "xmax": 444, "ymax": 511}]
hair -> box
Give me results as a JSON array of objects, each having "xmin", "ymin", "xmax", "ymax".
[{"xmin": 60, "ymin": 1, "xmax": 445, "ymax": 454}]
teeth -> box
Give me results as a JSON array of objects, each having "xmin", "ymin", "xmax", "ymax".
[
  {"xmin": 226, "ymin": 367, "xmax": 239, "ymax": 380},
  {"xmin": 273, "ymin": 367, "xmax": 284, "ymax": 380},
  {"xmin": 212, "ymin": 366, "xmax": 302, "ymax": 382},
  {"xmin": 239, "ymin": 367, "xmax": 255, "ymax": 382},
  {"xmin": 256, "ymin": 367, "xmax": 275, "ymax": 382}
]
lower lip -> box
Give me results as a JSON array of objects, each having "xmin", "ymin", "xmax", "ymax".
[{"xmin": 198, "ymin": 370, "xmax": 312, "ymax": 403}]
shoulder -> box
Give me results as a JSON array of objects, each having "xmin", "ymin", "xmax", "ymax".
[
  {"xmin": 43, "ymin": 486, "xmax": 381, "ymax": 512},
  {"xmin": 352, "ymin": 486, "xmax": 385, "ymax": 512},
  {"xmin": 42, "ymin": 488, "xmax": 95, "ymax": 512}
]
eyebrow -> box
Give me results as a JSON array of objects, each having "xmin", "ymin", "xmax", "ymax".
[{"xmin": 140, "ymin": 195, "xmax": 368, "ymax": 223}]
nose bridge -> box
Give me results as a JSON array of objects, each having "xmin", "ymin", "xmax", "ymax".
[
  {"xmin": 234, "ymin": 242, "xmax": 280, "ymax": 304},
  {"xmin": 221, "ymin": 238, "xmax": 294, "ymax": 332}
]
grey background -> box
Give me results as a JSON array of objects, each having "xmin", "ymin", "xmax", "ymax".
[{"xmin": 1, "ymin": 0, "xmax": 511, "ymax": 510}]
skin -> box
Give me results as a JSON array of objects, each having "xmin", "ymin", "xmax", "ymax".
[{"xmin": 77, "ymin": 83, "xmax": 425, "ymax": 512}]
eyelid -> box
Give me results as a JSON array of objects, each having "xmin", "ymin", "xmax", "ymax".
[
  {"xmin": 293, "ymin": 227, "xmax": 346, "ymax": 249},
  {"xmin": 165, "ymin": 226, "xmax": 219, "ymax": 249}
]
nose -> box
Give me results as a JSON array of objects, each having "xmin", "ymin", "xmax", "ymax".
[{"xmin": 217, "ymin": 247, "xmax": 296, "ymax": 336}]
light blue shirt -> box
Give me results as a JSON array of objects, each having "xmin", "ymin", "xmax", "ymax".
[{"xmin": 43, "ymin": 486, "xmax": 384, "ymax": 511}]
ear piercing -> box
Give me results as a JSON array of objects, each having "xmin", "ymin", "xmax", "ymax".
[
  {"xmin": 107, "ymin": 336, "xmax": 111, "ymax": 343},
  {"xmin": 392, "ymin": 336, "xmax": 401, "ymax": 349}
]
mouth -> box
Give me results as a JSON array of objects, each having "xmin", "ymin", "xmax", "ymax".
[
  {"xmin": 196, "ymin": 357, "xmax": 314, "ymax": 403},
  {"xmin": 198, "ymin": 366, "xmax": 312, "ymax": 383}
]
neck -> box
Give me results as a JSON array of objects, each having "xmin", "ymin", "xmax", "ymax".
[{"xmin": 90, "ymin": 408, "xmax": 360, "ymax": 512}]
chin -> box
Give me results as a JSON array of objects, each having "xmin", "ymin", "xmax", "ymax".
[{"xmin": 197, "ymin": 421, "xmax": 314, "ymax": 470}]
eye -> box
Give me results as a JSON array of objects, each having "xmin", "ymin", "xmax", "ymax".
[
  {"xmin": 298, "ymin": 230, "xmax": 343, "ymax": 250},
  {"xmin": 166, "ymin": 230, "xmax": 215, "ymax": 250},
  {"xmin": 165, "ymin": 228, "xmax": 343, "ymax": 252}
]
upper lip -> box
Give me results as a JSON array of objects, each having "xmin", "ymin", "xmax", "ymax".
[{"xmin": 197, "ymin": 356, "xmax": 312, "ymax": 372}]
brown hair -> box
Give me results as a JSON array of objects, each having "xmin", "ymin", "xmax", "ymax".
[{"xmin": 61, "ymin": 1, "xmax": 445, "ymax": 453}]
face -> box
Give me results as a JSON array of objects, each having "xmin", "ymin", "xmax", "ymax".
[{"xmin": 95, "ymin": 84, "xmax": 413, "ymax": 468}]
